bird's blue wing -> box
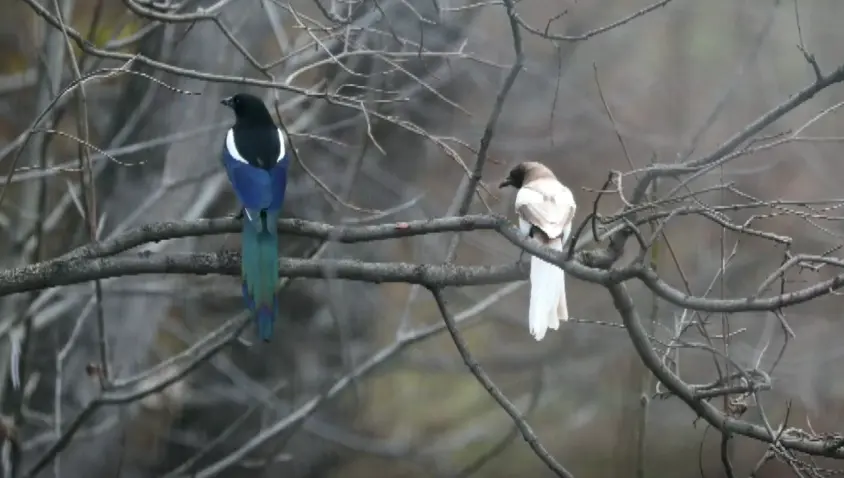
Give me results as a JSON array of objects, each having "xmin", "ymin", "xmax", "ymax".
[
  {"xmin": 222, "ymin": 147, "xmax": 273, "ymax": 211},
  {"xmin": 267, "ymin": 158, "xmax": 289, "ymax": 210}
]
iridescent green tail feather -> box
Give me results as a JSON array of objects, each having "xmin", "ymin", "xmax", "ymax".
[{"xmin": 240, "ymin": 209, "xmax": 279, "ymax": 341}]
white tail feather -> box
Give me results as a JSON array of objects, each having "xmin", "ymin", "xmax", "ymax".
[{"xmin": 528, "ymin": 238, "xmax": 566, "ymax": 341}]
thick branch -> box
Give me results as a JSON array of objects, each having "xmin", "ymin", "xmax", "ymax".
[
  {"xmin": 0, "ymin": 253, "xmax": 523, "ymax": 296},
  {"xmin": 3, "ymin": 215, "xmax": 844, "ymax": 317},
  {"xmin": 62, "ymin": 214, "xmax": 504, "ymax": 260}
]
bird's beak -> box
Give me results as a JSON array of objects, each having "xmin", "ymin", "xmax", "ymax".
[
  {"xmin": 499, "ymin": 178, "xmax": 512, "ymax": 189},
  {"xmin": 220, "ymin": 97, "xmax": 234, "ymax": 108}
]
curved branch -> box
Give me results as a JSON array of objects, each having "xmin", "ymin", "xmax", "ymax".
[
  {"xmin": 494, "ymin": 225, "xmax": 844, "ymax": 313},
  {"xmin": 607, "ymin": 282, "xmax": 844, "ymax": 459},
  {"xmin": 429, "ymin": 288, "xmax": 575, "ymax": 478},
  {"xmin": 634, "ymin": 266, "xmax": 844, "ymax": 313}
]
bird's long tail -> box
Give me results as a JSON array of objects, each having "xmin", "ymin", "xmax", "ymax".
[
  {"xmin": 528, "ymin": 238, "xmax": 567, "ymax": 341},
  {"xmin": 241, "ymin": 209, "xmax": 280, "ymax": 342}
]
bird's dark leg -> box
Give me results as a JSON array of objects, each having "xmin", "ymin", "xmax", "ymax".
[{"xmin": 518, "ymin": 228, "xmax": 536, "ymax": 264}]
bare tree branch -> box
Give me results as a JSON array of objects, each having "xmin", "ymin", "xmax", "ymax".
[
  {"xmin": 608, "ymin": 282, "xmax": 844, "ymax": 459},
  {"xmin": 3, "ymin": 215, "xmax": 844, "ymax": 317},
  {"xmin": 9, "ymin": 0, "xmax": 844, "ymax": 476},
  {"xmin": 429, "ymin": 288, "xmax": 575, "ymax": 478}
]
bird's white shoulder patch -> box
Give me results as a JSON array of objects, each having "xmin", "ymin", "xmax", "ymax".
[
  {"xmin": 514, "ymin": 179, "xmax": 576, "ymax": 240},
  {"xmin": 225, "ymin": 129, "xmax": 248, "ymax": 164},
  {"xmin": 514, "ymin": 186, "xmax": 544, "ymax": 209},
  {"xmin": 276, "ymin": 128, "xmax": 287, "ymax": 164},
  {"xmin": 515, "ymin": 187, "xmax": 546, "ymax": 236}
]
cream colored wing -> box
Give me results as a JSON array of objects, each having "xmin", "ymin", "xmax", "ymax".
[{"xmin": 514, "ymin": 178, "xmax": 576, "ymax": 240}]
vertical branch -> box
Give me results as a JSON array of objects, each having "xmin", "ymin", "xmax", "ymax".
[
  {"xmin": 718, "ymin": 2, "xmax": 742, "ymax": 471},
  {"xmin": 718, "ymin": 130, "xmax": 734, "ymax": 471},
  {"xmin": 455, "ymin": 0, "xmax": 524, "ymax": 215},
  {"xmin": 716, "ymin": 2, "xmax": 748, "ymax": 470},
  {"xmin": 636, "ymin": 179, "xmax": 661, "ymax": 478},
  {"xmin": 615, "ymin": 178, "xmax": 659, "ymax": 478},
  {"xmin": 45, "ymin": 1, "xmax": 107, "ymax": 475},
  {"xmin": 50, "ymin": 0, "xmax": 109, "ymax": 389},
  {"xmin": 2, "ymin": 0, "xmax": 74, "ymax": 475},
  {"xmin": 397, "ymin": 0, "xmax": 526, "ymax": 338}
]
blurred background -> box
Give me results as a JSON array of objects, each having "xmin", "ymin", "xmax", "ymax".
[{"xmin": 1, "ymin": 0, "xmax": 844, "ymax": 476}]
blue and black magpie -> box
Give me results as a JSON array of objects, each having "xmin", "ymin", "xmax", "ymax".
[{"xmin": 220, "ymin": 93, "xmax": 289, "ymax": 342}]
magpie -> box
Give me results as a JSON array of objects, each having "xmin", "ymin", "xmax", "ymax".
[
  {"xmin": 500, "ymin": 162, "xmax": 576, "ymax": 341},
  {"xmin": 221, "ymin": 93, "xmax": 289, "ymax": 342}
]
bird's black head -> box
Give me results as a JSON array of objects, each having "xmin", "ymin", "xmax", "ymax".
[
  {"xmin": 499, "ymin": 163, "xmax": 528, "ymax": 189},
  {"xmin": 221, "ymin": 93, "xmax": 275, "ymax": 126}
]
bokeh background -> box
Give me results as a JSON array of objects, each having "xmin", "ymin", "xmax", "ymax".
[{"xmin": 1, "ymin": 0, "xmax": 844, "ymax": 476}]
